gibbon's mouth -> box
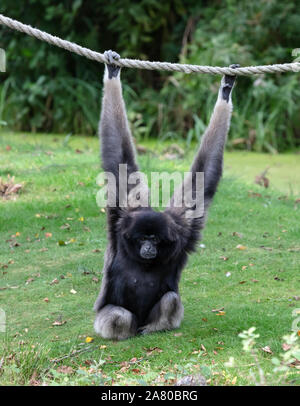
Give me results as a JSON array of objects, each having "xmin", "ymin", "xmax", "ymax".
[{"xmin": 140, "ymin": 252, "xmax": 157, "ymax": 260}]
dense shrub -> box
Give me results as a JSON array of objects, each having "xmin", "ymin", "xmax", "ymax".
[{"xmin": 0, "ymin": 0, "xmax": 299, "ymax": 151}]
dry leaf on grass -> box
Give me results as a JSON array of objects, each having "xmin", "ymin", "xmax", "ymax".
[
  {"xmin": 261, "ymin": 346, "xmax": 273, "ymax": 354},
  {"xmin": 236, "ymin": 244, "xmax": 247, "ymax": 250},
  {"xmin": 255, "ymin": 168, "xmax": 270, "ymax": 188},
  {"xmin": 0, "ymin": 175, "xmax": 23, "ymax": 200},
  {"xmin": 211, "ymin": 307, "xmax": 224, "ymax": 313},
  {"xmin": 52, "ymin": 320, "xmax": 66, "ymax": 326},
  {"xmin": 56, "ymin": 366, "xmax": 74, "ymax": 374}
]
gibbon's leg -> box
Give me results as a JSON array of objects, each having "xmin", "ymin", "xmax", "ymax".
[
  {"xmin": 138, "ymin": 292, "xmax": 184, "ymax": 335},
  {"xmin": 94, "ymin": 304, "xmax": 138, "ymax": 340},
  {"xmin": 100, "ymin": 50, "xmax": 139, "ymax": 180}
]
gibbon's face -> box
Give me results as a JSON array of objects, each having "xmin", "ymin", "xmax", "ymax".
[{"xmin": 121, "ymin": 209, "xmax": 178, "ymax": 264}]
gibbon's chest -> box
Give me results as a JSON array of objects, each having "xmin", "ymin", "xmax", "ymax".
[
  {"xmin": 127, "ymin": 267, "xmax": 159, "ymax": 286},
  {"xmin": 109, "ymin": 260, "xmax": 169, "ymax": 322},
  {"xmin": 123, "ymin": 269, "xmax": 167, "ymax": 324}
]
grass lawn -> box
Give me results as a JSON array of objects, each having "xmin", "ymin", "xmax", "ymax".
[{"xmin": 0, "ymin": 131, "xmax": 299, "ymax": 386}]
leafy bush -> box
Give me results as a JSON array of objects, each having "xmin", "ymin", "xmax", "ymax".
[{"xmin": 0, "ymin": 0, "xmax": 299, "ymax": 151}]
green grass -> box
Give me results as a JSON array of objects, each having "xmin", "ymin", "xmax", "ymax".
[{"xmin": 0, "ymin": 131, "xmax": 299, "ymax": 386}]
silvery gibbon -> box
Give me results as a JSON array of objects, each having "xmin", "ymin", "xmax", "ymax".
[{"xmin": 94, "ymin": 50, "xmax": 239, "ymax": 340}]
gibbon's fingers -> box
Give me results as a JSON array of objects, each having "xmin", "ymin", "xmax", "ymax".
[{"xmin": 104, "ymin": 50, "xmax": 121, "ymax": 79}]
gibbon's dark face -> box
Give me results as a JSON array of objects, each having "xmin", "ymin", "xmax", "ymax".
[{"xmin": 121, "ymin": 209, "xmax": 178, "ymax": 264}]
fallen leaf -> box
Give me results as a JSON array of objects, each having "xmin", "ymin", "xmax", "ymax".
[
  {"xmin": 212, "ymin": 307, "xmax": 224, "ymax": 313},
  {"xmin": 282, "ymin": 343, "xmax": 291, "ymax": 351},
  {"xmin": 57, "ymin": 366, "xmax": 73, "ymax": 374},
  {"xmin": 70, "ymin": 289, "xmax": 77, "ymax": 294},
  {"xmin": 220, "ymin": 256, "xmax": 229, "ymax": 261},
  {"xmin": 145, "ymin": 347, "xmax": 163, "ymax": 356},
  {"xmin": 236, "ymin": 244, "xmax": 247, "ymax": 250},
  {"xmin": 130, "ymin": 357, "xmax": 138, "ymax": 363},
  {"xmin": 85, "ymin": 337, "xmax": 94, "ymax": 343},
  {"xmin": 52, "ymin": 320, "xmax": 66, "ymax": 326},
  {"xmin": 255, "ymin": 168, "xmax": 269, "ymax": 188},
  {"xmin": 248, "ymin": 191, "xmax": 262, "ymax": 198},
  {"xmin": 60, "ymin": 223, "xmax": 71, "ymax": 230},
  {"xmin": 261, "ymin": 346, "xmax": 273, "ymax": 354},
  {"xmin": 45, "ymin": 233, "xmax": 52, "ymax": 238},
  {"xmin": 260, "ymin": 246, "xmax": 273, "ymax": 251}
]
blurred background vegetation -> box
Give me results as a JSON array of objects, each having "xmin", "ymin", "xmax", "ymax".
[{"xmin": 0, "ymin": 0, "xmax": 300, "ymax": 152}]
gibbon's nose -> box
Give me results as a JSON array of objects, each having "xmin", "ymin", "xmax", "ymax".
[{"xmin": 140, "ymin": 241, "xmax": 157, "ymax": 259}]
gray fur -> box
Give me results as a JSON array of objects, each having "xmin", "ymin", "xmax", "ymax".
[
  {"xmin": 138, "ymin": 292, "xmax": 184, "ymax": 335},
  {"xmin": 94, "ymin": 304, "xmax": 137, "ymax": 340}
]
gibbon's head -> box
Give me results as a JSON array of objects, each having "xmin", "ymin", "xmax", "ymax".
[{"xmin": 119, "ymin": 208, "xmax": 183, "ymax": 264}]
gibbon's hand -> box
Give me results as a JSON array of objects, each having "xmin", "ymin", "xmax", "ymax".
[
  {"xmin": 221, "ymin": 64, "xmax": 240, "ymax": 102},
  {"xmin": 104, "ymin": 50, "xmax": 121, "ymax": 79}
]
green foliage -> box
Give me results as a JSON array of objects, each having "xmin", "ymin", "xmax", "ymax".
[
  {"xmin": 0, "ymin": 133, "xmax": 300, "ymax": 385},
  {"xmin": 0, "ymin": 0, "xmax": 300, "ymax": 150}
]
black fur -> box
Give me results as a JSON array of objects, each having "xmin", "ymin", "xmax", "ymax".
[{"xmin": 94, "ymin": 52, "xmax": 238, "ymax": 339}]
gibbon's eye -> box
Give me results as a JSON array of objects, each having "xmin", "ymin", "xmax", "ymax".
[
  {"xmin": 151, "ymin": 236, "xmax": 160, "ymax": 244},
  {"xmin": 124, "ymin": 233, "xmax": 130, "ymax": 240}
]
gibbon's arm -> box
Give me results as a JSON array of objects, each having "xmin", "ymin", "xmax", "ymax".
[
  {"xmin": 99, "ymin": 51, "xmax": 139, "ymax": 192},
  {"xmin": 165, "ymin": 65, "xmax": 239, "ymax": 231}
]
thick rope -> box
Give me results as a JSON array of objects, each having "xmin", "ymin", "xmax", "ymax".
[{"xmin": 1, "ymin": 13, "xmax": 300, "ymax": 76}]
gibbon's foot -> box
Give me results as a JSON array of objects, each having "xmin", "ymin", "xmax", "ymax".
[
  {"xmin": 137, "ymin": 291, "xmax": 184, "ymax": 336},
  {"xmin": 104, "ymin": 50, "xmax": 121, "ymax": 79},
  {"xmin": 221, "ymin": 64, "xmax": 240, "ymax": 102}
]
